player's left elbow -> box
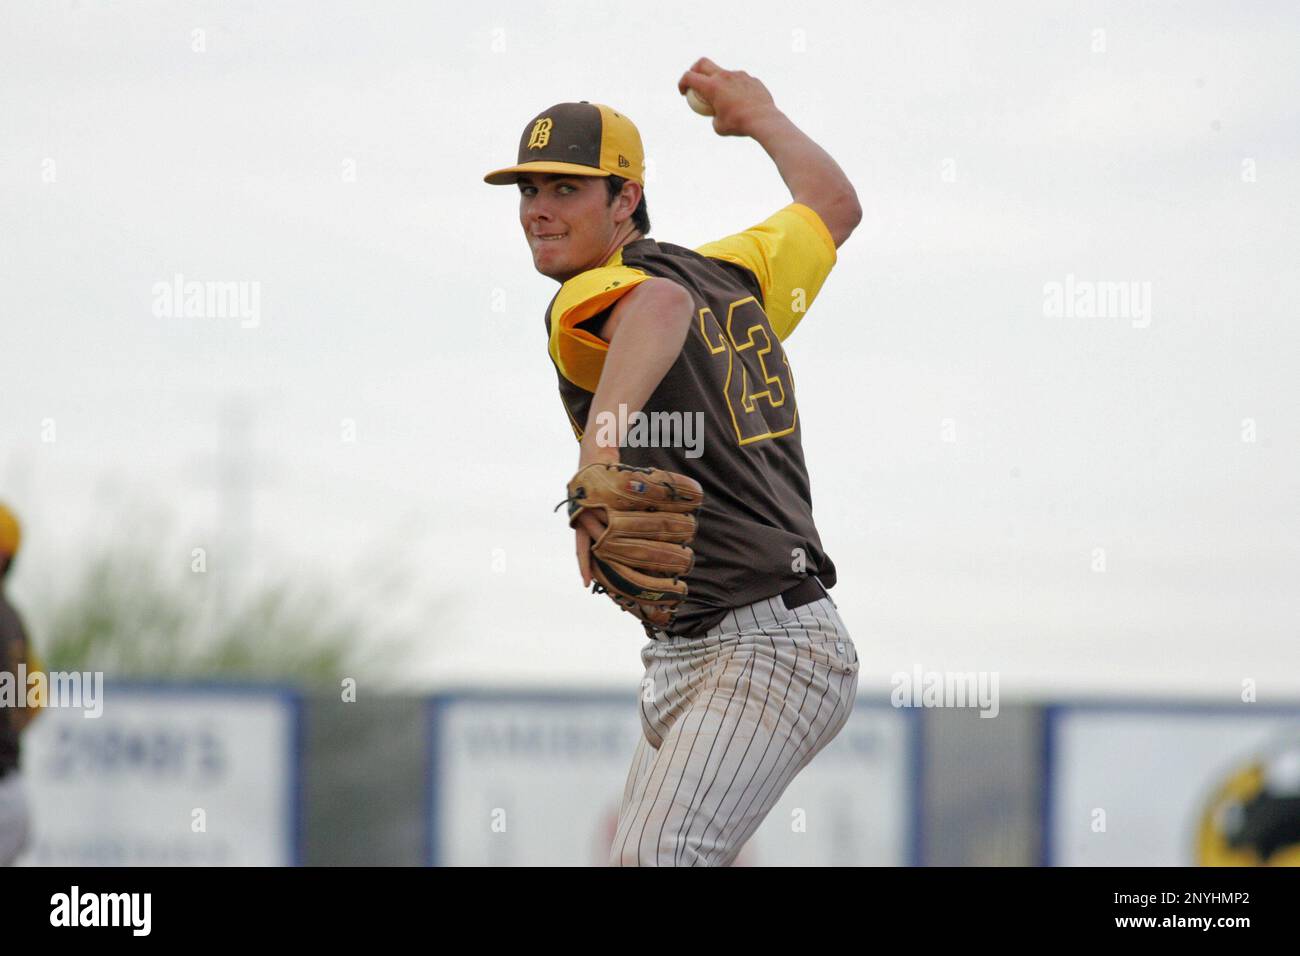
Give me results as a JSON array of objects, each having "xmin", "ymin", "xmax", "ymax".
[
  {"xmin": 657, "ymin": 281, "xmax": 696, "ymax": 328},
  {"xmin": 632, "ymin": 279, "xmax": 695, "ymax": 333}
]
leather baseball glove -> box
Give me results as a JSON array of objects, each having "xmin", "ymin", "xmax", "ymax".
[{"xmin": 558, "ymin": 463, "xmax": 704, "ymax": 632}]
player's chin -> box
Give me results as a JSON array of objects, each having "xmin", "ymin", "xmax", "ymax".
[
  {"xmin": 533, "ymin": 261, "xmax": 568, "ymax": 281},
  {"xmin": 532, "ymin": 248, "xmax": 575, "ymax": 281}
]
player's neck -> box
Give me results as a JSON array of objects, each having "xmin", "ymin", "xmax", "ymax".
[
  {"xmin": 610, "ymin": 222, "xmax": 642, "ymax": 255},
  {"xmin": 590, "ymin": 224, "xmax": 643, "ymax": 272}
]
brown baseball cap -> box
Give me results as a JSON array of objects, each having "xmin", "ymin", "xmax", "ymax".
[{"xmin": 483, "ymin": 101, "xmax": 645, "ymax": 187}]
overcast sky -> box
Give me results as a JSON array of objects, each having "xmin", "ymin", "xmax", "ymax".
[{"xmin": 2, "ymin": 1, "xmax": 1297, "ymax": 698}]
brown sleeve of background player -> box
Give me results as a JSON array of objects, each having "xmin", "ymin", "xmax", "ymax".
[{"xmin": 1, "ymin": 601, "xmax": 42, "ymax": 734}]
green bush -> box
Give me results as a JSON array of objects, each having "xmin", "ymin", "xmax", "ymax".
[{"xmin": 35, "ymin": 541, "xmax": 417, "ymax": 688}]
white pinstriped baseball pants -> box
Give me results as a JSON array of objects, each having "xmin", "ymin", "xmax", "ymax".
[
  {"xmin": 0, "ymin": 772, "xmax": 31, "ymax": 866},
  {"xmin": 609, "ymin": 593, "xmax": 859, "ymax": 867}
]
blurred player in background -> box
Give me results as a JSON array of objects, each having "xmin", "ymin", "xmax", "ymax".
[{"xmin": 0, "ymin": 502, "xmax": 41, "ymax": 866}]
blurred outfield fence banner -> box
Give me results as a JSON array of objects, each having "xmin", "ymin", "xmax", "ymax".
[
  {"xmin": 426, "ymin": 692, "xmax": 922, "ymax": 867},
  {"xmin": 1043, "ymin": 702, "xmax": 1300, "ymax": 867},
  {"xmin": 13, "ymin": 684, "xmax": 1300, "ymax": 866},
  {"xmin": 19, "ymin": 683, "xmax": 303, "ymax": 866}
]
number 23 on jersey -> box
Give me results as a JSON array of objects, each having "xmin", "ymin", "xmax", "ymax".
[{"xmin": 696, "ymin": 296, "xmax": 797, "ymax": 446}]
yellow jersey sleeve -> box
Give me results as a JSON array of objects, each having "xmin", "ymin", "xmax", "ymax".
[
  {"xmin": 548, "ymin": 264, "xmax": 651, "ymax": 393},
  {"xmin": 694, "ymin": 202, "xmax": 837, "ymax": 341}
]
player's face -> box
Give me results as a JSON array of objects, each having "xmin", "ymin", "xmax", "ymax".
[{"xmin": 518, "ymin": 174, "xmax": 622, "ymax": 282}]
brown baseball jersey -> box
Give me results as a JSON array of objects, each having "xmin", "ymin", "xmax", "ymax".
[
  {"xmin": 0, "ymin": 593, "xmax": 32, "ymax": 772},
  {"xmin": 544, "ymin": 202, "xmax": 840, "ymax": 637}
]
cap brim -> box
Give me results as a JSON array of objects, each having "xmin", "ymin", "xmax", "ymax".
[{"xmin": 483, "ymin": 161, "xmax": 613, "ymax": 186}]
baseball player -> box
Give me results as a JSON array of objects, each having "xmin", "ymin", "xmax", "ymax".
[
  {"xmin": 485, "ymin": 58, "xmax": 862, "ymax": 866},
  {"xmin": 0, "ymin": 503, "xmax": 40, "ymax": 866}
]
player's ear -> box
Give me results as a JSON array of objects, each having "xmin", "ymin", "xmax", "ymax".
[{"xmin": 615, "ymin": 180, "xmax": 642, "ymax": 222}]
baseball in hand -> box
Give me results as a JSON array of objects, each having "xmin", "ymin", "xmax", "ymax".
[{"xmin": 684, "ymin": 88, "xmax": 714, "ymax": 116}]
